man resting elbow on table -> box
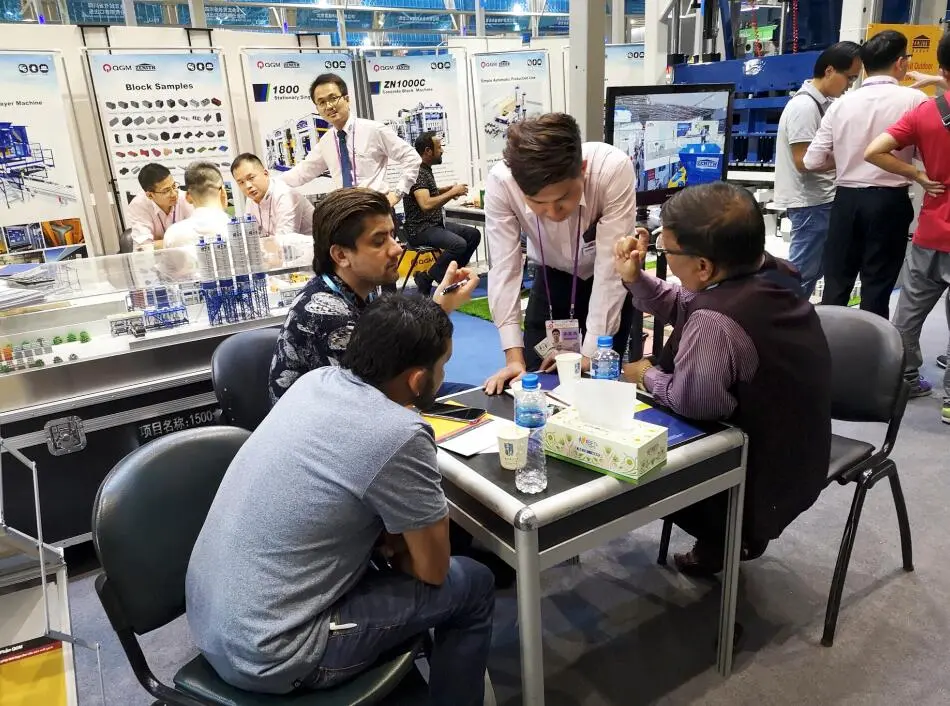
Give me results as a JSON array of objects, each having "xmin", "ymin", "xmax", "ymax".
[{"xmin": 615, "ymin": 182, "xmax": 832, "ymax": 577}]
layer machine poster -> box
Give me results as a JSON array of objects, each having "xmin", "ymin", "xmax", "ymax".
[
  {"xmin": 0, "ymin": 53, "xmax": 86, "ymax": 263},
  {"xmin": 88, "ymin": 52, "xmax": 238, "ymax": 226}
]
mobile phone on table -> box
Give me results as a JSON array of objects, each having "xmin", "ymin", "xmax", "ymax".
[{"xmin": 424, "ymin": 402, "xmax": 486, "ymax": 423}]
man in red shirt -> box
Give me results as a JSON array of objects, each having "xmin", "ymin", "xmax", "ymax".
[{"xmin": 865, "ymin": 32, "xmax": 950, "ymax": 424}]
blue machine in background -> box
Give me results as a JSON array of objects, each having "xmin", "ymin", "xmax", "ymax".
[{"xmin": 673, "ymin": 51, "xmax": 820, "ymax": 170}]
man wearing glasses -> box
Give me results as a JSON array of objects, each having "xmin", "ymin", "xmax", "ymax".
[
  {"xmin": 126, "ymin": 162, "xmax": 194, "ymax": 250},
  {"xmin": 231, "ymin": 153, "xmax": 314, "ymax": 237},
  {"xmin": 773, "ymin": 41, "xmax": 861, "ymax": 298},
  {"xmin": 278, "ymin": 73, "xmax": 421, "ymax": 208},
  {"xmin": 804, "ymin": 30, "xmax": 928, "ymax": 320}
]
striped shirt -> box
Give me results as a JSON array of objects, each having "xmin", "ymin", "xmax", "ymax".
[{"xmin": 628, "ymin": 274, "xmax": 758, "ymax": 419}]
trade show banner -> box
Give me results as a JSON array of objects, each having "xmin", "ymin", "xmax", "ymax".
[
  {"xmin": 364, "ymin": 54, "xmax": 472, "ymax": 192},
  {"xmin": 244, "ymin": 51, "xmax": 356, "ymax": 196},
  {"xmin": 470, "ymin": 50, "xmax": 552, "ymax": 177},
  {"xmin": 88, "ymin": 52, "xmax": 238, "ymax": 225},
  {"xmin": 562, "ymin": 44, "xmax": 646, "ymax": 100},
  {"xmin": 866, "ymin": 23, "xmax": 944, "ymax": 95},
  {"xmin": 0, "ymin": 53, "xmax": 87, "ymax": 265}
]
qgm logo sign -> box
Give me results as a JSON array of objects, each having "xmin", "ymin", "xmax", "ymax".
[
  {"xmin": 102, "ymin": 63, "xmax": 132, "ymax": 72},
  {"xmin": 626, "ymin": 50, "xmax": 645, "ymax": 59},
  {"xmin": 17, "ymin": 63, "xmax": 50, "ymax": 75},
  {"xmin": 324, "ymin": 59, "xmax": 347, "ymax": 70},
  {"xmin": 430, "ymin": 60, "xmax": 452, "ymax": 70},
  {"xmin": 187, "ymin": 61, "xmax": 216, "ymax": 72}
]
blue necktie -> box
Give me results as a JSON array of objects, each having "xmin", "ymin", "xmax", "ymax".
[{"xmin": 338, "ymin": 130, "xmax": 353, "ymax": 188}]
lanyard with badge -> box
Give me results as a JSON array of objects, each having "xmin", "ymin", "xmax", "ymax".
[
  {"xmin": 533, "ymin": 210, "xmax": 584, "ymax": 360},
  {"xmin": 334, "ymin": 124, "xmax": 357, "ymax": 186}
]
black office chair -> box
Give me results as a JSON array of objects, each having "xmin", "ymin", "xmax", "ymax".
[
  {"xmin": 211, "ymin": 328, "xmax": 281, "ymax": 431},
  {"xmin": 91, "ymin": 426, "xmax": 425, "ymax": 706},
  {"xmin": 655, "ymin": 306, "xmax": 913, "ymax": 647}
]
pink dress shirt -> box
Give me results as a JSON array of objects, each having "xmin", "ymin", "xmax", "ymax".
[
  {"xmin": 246, "ymin": 178, "xmax": 315, "ymax": 237},
  {"xmin": 126, "ymin": 191, "xmax": 194, "ymax": 249},
  {"xmin": 485, "ymin": 142, "xmax": 636, "ymax": 358},
  {"xmin": 803, "ymin": 76, "xmax": 927, "ymax": 188}
]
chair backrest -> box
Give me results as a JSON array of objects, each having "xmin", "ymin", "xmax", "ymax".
[
  {"xmin": 211, "ymin": 327, "xmax": 280, "ymax": 431},
  {"xmin": 92, "ymin": 426, "xmax": 251, "ymax": 635},
  {"xmin": 815, "ymin": 306, "xmax": 905, "ymax": 423}
]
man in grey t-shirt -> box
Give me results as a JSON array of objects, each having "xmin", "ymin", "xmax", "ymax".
[
  {"xmin": 774, "ymin": 42, "xmax": 861, "ymax": 297},
  {"xmin": 186, "ymin": 295, "xmax": 494, "ymax": 703}
]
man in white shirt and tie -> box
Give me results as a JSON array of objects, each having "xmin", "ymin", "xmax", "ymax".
[
  {"xmin": 804, "ymin": 29, "xmax": 928, "ymax": 319},
  {"xmin": 125, "ymin": 162, "xmax": 194, "ymax": 250},
  {"xmin": 278, "ymin": 73, "xmax": 421, "ymax": 206},
  {"xmin": 231, "ymin": 153, "xmax": 314, "ymax": 236}
]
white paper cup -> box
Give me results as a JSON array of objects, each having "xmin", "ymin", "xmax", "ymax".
[
  {"xmin": 497, "ymin": 425, "xmax": 530, "ymax": 470},
  {"xmin": 555, "ymin": 352, "xmax": 582, "ymax": 390}
]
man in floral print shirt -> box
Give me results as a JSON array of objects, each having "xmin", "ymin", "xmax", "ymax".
[{"xmin": 269, "ymin": 187, "xmax": 478, "ymax": 405}]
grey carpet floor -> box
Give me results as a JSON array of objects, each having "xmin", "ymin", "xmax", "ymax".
[{"xmin": 68, "ymin": 299, "xmax": 949, "ymax": 706}]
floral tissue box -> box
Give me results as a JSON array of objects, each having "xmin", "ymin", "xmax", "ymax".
[{"xmin": 543, "ymin": 407, "xmax": 667, "ymax": 482}]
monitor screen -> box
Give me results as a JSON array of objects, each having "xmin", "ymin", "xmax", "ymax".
[{"xmin": 605, "ymin": 84, "xmax": 734, "ymax": 207}]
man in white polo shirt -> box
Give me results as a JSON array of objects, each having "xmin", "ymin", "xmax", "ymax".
[
  {"xmin": 804, "ymin": 30, "xmax": 927, "ymax": 319},
  {"xmin": 231, "ymin": 153, "xmax": 314, "ymax": 236},
  {"xmin": 278, "ymin": 73, "xmax": 420, "ymax": 207},
  {"xmin": 773, "ymin": 42, "xmax": 861, "ymax": 297}
]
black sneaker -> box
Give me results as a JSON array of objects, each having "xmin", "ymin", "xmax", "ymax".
[
  {"xmin": 413, "ymin": 271, "xmax": 433, "ymax": 297},
  {"xmin": 938, "ymin": 354, "xmax": 947, "ymax": 370}
]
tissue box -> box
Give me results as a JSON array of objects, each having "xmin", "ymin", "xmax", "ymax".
[{"xmin": 542, "ymin": 407, "xmax": 667, "ymax": 482}]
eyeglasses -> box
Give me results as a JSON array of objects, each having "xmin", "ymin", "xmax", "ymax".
[
  {"xmin": 654, "ymin": 232, "xmax": 700, "ymax": 258},
  {"xmin": 150, "ymin": 183, "xmax": 179, "ymax": 196},
  {"xmin": 315, "ymin": 94, "xmax": 346, "ymax": 110}
]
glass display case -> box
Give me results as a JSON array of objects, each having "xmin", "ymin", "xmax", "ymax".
[{"xmin": 0, "ymin": 232, "xmax": 314, "ymax": 546}]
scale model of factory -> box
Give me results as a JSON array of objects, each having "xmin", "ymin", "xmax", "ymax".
[
  {"xmin": 109, "ymin": 215, "xmax": 272, "ymax": 338},
  {"xmin": 266, "ymin": 113, "xmax": 331, "ymax": 171},
  {"xmin": 0, "ymin": 121, "xmax": 77, "ymax": 208},
  {"xmin": 384, "ymin": 103, "xmax": 449, "ymax": 146}
]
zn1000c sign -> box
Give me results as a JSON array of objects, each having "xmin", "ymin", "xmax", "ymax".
[{"xmin": 383, "ymin": 79, "xmax": 426, "ymax": 89}]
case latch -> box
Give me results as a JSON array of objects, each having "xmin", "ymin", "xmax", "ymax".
[{"xmin": 44, "ymin": 416, "xmax": 87, "ymax": 456}]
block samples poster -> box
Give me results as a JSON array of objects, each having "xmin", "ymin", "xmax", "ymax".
[
  {"xmin": 470, "ymin": 50, "xmax": 552, "ymax": 178},
  {"xmin": 245, "ymin": 51, "xmax": 356, "ymax": 196},
  {"xmin": 88, "ymin": 52, "xmax": 238, "ymax": 226},
  {"xmin": 364, "ymin": 54, "xmax": 474, "ymax": 193},
  {"xmin": 0, "ymin": 53, "xmax": 87, "ymax": 263}
]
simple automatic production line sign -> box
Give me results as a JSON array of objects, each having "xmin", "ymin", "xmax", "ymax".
[
  {"xmin": 245, "ymin": 51, "xmax": 356, "ymax": 195},
  {"xmin": 0, "ymin": 53, "xmax": 86, "ymax": 262},
  {"xmin": 88, "ymin": 52, "xmax": 238, "ymax": 227},
  {"xmin": 364, "ymin": 54, "xmax": 473, "ymax": 190},
  {"xmin": 471, "ymin": 50, "xmax": 552, "ymax": 178}
]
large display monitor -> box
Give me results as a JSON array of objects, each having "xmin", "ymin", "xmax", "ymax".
[{"xmin": 605, "ymin": 84, "xmax": 735, "ymax": 207}]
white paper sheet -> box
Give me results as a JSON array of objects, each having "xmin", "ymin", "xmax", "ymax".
[{"xmin": 438, "ymin": 418, "xmax": 510, "ymax": 457}]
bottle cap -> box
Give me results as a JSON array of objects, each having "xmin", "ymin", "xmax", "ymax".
[
  {"xmin": 597, "ymin": 335, "xmax": 613, "ymax": 347},
  {"xmin": 521, "ymin": 373, "xmax": 540, "ymax": 390}
]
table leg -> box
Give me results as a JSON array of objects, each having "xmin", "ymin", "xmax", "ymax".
[
  {"xmin": 515, "ymin": 526, "xmax": 545, "ymax": 706},
  {"xmin": 717, "ymin": 476, "xmax": 746, "ymax": 677}
]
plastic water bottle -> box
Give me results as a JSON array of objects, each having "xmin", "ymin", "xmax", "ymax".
[
  {"xmin": 514, "ymin": 373, "xmax": 548, "ymax": 494},
  {"xmin": 590, "ymin": 335, "xmax": 621, "ymax": 380}
]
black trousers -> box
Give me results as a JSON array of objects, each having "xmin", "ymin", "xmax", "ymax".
[
  {"xmin": 523, "ymin": 265, "xmax": 635, "ymax": 370},
  {"xmin": 410, "ymin": 222, "xmax": 482, "ymax": 283},
  {"xmin": 821, "ymin": 185, "xmax": 913, "ymax": 319}
]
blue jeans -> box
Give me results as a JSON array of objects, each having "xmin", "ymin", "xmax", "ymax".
[
  {"xmin": 787, "ymin": 202, "xmax": 833, "ymax": 298},
  {"xmin": 306, "ymin": 557, "xmax": 495, "ymax": 706}
]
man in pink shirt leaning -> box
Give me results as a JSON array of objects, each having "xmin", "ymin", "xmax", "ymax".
[
  {"xmin": 803, "ymin": 30, "xmax": 928, "ymax": 319},
  {"xmin": 483, "ymin": 113, "xmax": 637, "ymax": 395},
  {"xmin": 231, "ymin": 153, "xmax": 314, "ymax": 237},
  {"xmin": 126, "ymin": 162, "xmax": 194, "ymax": 250},
  {"xmin": 864, "ymin": 31, "xmax": 950, "ymax": 415}
]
